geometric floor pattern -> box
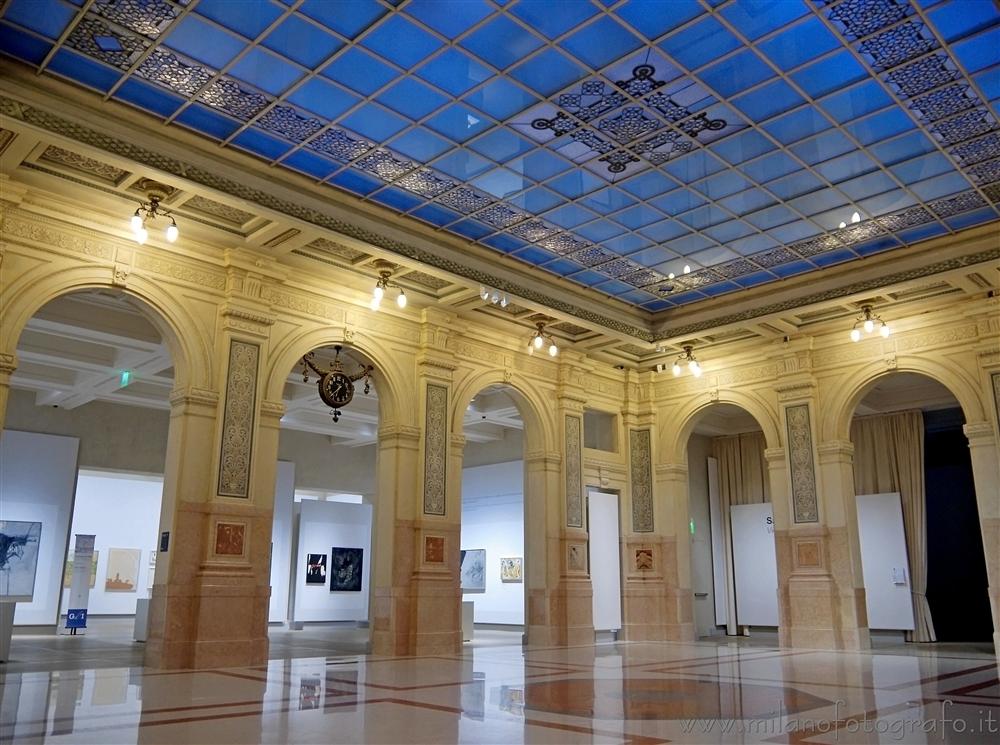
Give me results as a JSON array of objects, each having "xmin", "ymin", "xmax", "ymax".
[{"xmin": 3, "ymin": 637, "xmax": 997, "ymax": 743}]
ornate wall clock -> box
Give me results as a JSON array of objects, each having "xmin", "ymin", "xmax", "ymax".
[{"xmin": 300, "ymin": 345, "xmax": 373, "ymax": 422}]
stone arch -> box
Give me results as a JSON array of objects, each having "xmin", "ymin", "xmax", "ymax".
[
  {"xmin": 662, "ymin": 389, "xmax": 782, "ymax": 464},
  {"xmin": 264, "ymin": 327, "xmax": 409, "ymax": 428},
  {"xmin": 823, "ymin": 357, "xmax": 987, "ymax": 442},
  {"xmin": 450, "ymin": 370, "xmax": 555, "ymax": 455},
  {"xmin": 0, "ymin": 265, "xmax": 211, "ymax": 392}
]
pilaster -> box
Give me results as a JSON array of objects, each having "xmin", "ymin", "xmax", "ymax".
[{"xmin": 964, "ymin": 421, "xmax": 1000, "ymax": 654}]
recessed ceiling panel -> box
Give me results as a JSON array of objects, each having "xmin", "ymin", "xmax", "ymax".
[{"xmin": 1, "ymin": 0, "xmax": 997, "ymax": 311}]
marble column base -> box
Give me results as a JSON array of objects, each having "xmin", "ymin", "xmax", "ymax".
[
  {"xmin": 526, "ymin": 581, "xmax": 593, "ymax": 646},
  {"xmin": 145, "ymin": 572, "xmax": 269, "ymax": 669},
  {"xmin": 782, "ymin": 575, "xmax": 870, "ymax": 650}
]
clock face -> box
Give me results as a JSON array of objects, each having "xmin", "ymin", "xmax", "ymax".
[{"xmin": 319, "ymin": 371, "xmax": 354, "ymax": 409}]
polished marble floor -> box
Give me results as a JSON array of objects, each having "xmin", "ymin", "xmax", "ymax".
[{"xmin": 2, "ymin": 629, "xmax": 998, "ymax": 744}]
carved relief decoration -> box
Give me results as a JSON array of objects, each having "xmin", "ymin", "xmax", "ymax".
[
  {"xmin": 213, "ymin": 521, "xmax": 247, "ymax": 557},
  {"xmin": 217, "ymin": 340, "xmax": 260, "ymax": 498},
  {"xmin": 785, "ymin": 404, "xmax": 819, "ymax": 523},
  {"xmin": 423, "ymin": 383, "xmax": 448, "ymax": 515},
  {"xmin": 629, "ymin": 428, "xmax": 654, "ymax": 533},
  {"xmin": 564, "ymin": 415, "xmax": 584, "ymax": 528}
]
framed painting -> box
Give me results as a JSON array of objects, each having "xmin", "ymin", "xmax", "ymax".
[
  {"xmin": 104, "ymin": 548, "xmax": 141, "ymax": 592},
  {"xmin": 330, "ymin": 547, "xmax": 363, "ymax": 592},
  {"xmin": 460, "ymin": 549, "xmax": 486, "ymax": 593},
  {"xmin": 306, "ymin": 553, "xmax": 327, "ymax": 585},
  {"xmin": 0, "ymin": 521, "xmax": 42, "ymax": 601},
  {"xmin": 500, "ymin": 556, "xmax": 523, "ymax": 583}
]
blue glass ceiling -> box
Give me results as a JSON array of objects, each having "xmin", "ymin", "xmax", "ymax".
[{"xmin": 2, "ymin": 0, "xmax": 998, "ymax": 311}]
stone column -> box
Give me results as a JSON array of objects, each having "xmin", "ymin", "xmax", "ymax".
[
  {"xmin": 964, "ymin": 421, "xmax": 1000, "ymax": 653},
  {"xmin": 780, "ymin": 378, "xmax": 869, "ymax": 650},
  {"xmin": 0, "ymin": 352, "xmax": 15, "ymax": 434}
]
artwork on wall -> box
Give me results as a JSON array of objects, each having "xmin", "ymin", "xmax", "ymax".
[
  {"xmin": 0, "ymin": 520, "xmax": 42, "ymax": 601},
  {"xmin": 306, "ymin": 554, "xmax": 327, "ymax": 585},
  {"xmin": 460, "ymin": 549, "xmax": 486, "ymax": 593},
  {"xmin": 500, "ymin": 557, "xmax": 523, "ymax": 583},
  {"xmin": 104, "ymin": 548, "xmax": 141, "ymax": 592},
  {"xmin": 63, "ymin": 550, "xmax": 99, "ymax": 589},
  {"xmin": 329, "ymin": 547, "xmax": 363, "ymax": 592}
]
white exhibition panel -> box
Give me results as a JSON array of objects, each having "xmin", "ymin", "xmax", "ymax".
[
  {"xmin": 730, "ymin": 502, "xmax": 779, "ymax": 627},
  {"xmin": 706, "ymin": 456, "xmax": 727, "ymax": 627},
  {"xmin": 292, "ymin": 499, "xmax": 372, "ymax": 623},
  {"xmin": 460, "ymin": 462, "xmax": 524, "ymax": 625},
  {"xmin": 61, "ymin": 471, "xmax": 162, "ymax": 616},
  {"xmin": 855, "ymin": 492, "xmax": 915, "ymax": 631},
  {"xmin": 0, "ymin": 430, "xmax": 80, "ymax": 625},
  {"xmin": 588, "ymin": 490, "xmax": 622, "ymax": 632},
  {"xmin": 268, "ymin": 460, "xmax": 295, "ymax": 623}
]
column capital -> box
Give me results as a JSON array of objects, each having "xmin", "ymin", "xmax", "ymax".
[
  {"xmin": 525, "ymin": 449, "xmax": 561, "ymax": 468},
  {"xmin": 764, "ymin": 446, "xmax": 786, "ymax": 463},
  {"xmin": 259, "ymin": 399, "xmax": 285, "ymax": 420},
  {"xmin": 169, "ymin": 386, "xmax": 220, "ymax": 410},
  {"xmin": 817, "ymin": 439, "xmax": 854, "ymax": 463},
  {"xmin": 654, "ymin": 462, "xmax": 688, "ymax": 480},
  {"xmin": 0, "ymin": 352, "xmax": 16, "ymax": 376},
  {"xmin": 964, "ymin": 421, "xmax": 997, "ymax": 444}
]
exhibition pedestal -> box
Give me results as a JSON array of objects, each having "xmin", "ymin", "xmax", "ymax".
[
  {"xmin": 462, "ymin": 601, "xmax": 474, "ymax": 642},
  {"xmin": 0, "ymin": 602, "xmax": 15, "ymax": 662},
  {"xmin": 134, "ymin": 598, "xmax": 150, "ymax": 642}
]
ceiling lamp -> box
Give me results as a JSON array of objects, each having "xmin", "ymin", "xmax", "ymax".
[
  {"xmin": 129, "ymin": 180, "xmax": 178, "ymax": 245},
  {"xmin": 671, "ymin": 345, "xmax": 702, "ymax": 378},
  {"xmin": 849, "ymin": 305, "xmax": 890, "ymax": 342},
  {"xmin": 479, "ymin": 285, "xmax": 508, "ymax": 308},
  {"xmin": 370, "ymin": 259, "xmax": 406, "ymax": 311},
  {"xmin": 528, "ymin": 321, "xmax": 558, "ymax": 357},
  {"xmin": 839, "ymin": 211, "xmax": 862, "ymax": 229}
]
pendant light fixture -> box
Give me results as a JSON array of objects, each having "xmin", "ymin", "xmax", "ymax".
[
  {"xmin": 849, "ymin": 305, "xmax": 890, "ymax": 342},
  {"xmin": 369, "ymin": 259, "xmax": 406, "ymax": 311},
  {"xmin": 528, "ymin": 321, "xmax": 557, "ymax": 356},
  {"xmin": 128, "ymin": 179, "xmax": 178, "ymax": 245},
  {"xmin": 671, "ymin": 345, "xmax": 702, "ymax": 377}
]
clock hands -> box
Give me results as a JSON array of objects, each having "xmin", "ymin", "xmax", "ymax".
[{"xmin": 299, "ymin": 344, "xmax": 374, "ymax": 423}]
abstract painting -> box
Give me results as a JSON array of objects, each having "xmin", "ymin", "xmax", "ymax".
[
  {"xmin": 104, "ymin": 548, "xmax": 141, "ymax": 592},
  {"xmin": 500, "ymin": 557, "xmax": 523, "ymax": 583},
  {"xmin": 330, "ymin": 547, "xmax": 363, "ymax": 592},
  {"xmin": 63, "ymin": 550, "xmax": 99, "ymax": 589},
  {"xmin": 306, "ymin": 553, "xmax": 327, "ymax": 585},
  {"xmin": 460, "ymin": 549, "xmax": 486, "ymax": 593},
  {"xmin": 0, "ymin": 520, "xmax": 42, "ymax": 601}
]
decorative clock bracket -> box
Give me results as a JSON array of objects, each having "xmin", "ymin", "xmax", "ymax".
[{"xmin": 300, "ymin": 345, "xmax": 374, "ymax": 422}]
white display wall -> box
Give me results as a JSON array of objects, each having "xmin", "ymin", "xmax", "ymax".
[
  {"xmin": 460, "ymin": 461, "xmax": 524, "ymax": 625},
  {"xmin": 587, "ymin": 490, "xmax": 622, "ymax": 631},
  {"xmin": 60, "ymin": 471, "xmax": 162, "ymax": 616},
  {"xmin": 268, "ymin": 461, "xmax": 295, "ymax": 623},
  {"xmin": 730, "ymin": 502, "xmax": 780, "ymax": 627},
  {"xmin": 292, "ymin": 499, "xmax": 373, "ymax": 623},
  {"xmin": 0, "ymin": 430, "xmax": 80, "ymax": 626},
  {"xmin": 856, "ymin": 492, "xmax": 915, "ymax": 630}
]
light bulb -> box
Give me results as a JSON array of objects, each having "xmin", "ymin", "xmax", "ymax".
[
  {"xmin": 490, "ymin": 289, "xmax": 500, "ymax": 304},
  {"xmin": 136, "ymin": 226, "xmax": 148, "ymax": 245},
  {"xmin": 864, "ymin": 318, "xmax": 874, "ymax": 334},
  {"xmin": 548, "ymin": 343, "xmax": 558, "ymax": 357},
  {"xmin": 527, "ymin": 343, "xmax": 534, "ymax": 355},
  {"xmin": 691, "ymin": 362, "xmax": 702, "ymax": 378},
  {"xmin": 851, "ymin": 211, "xmax": 860, "ymax": 223},
  {"xmin": 373, "ymin": 284, "xmax": 384, "ymax": 302},
  {"xmin": 165, "ymin": 223, "xmax": 178, "ymax": 243},
  {"xmin": 533, "ymin": 334, "xmax": 544, "ymax": 349},
  {"xmin": 130, "ymin": 213, "xmax": 143, "ymax": 233},
  {"xmin": 839, "ymin": 221, "xmax": 847, "ymax": 229},
  {"xmin": 480, "ymin": 285, "xmax": 489, "ymax": 300},
  {"xmin": 370, "ymin": 296, "xmax": 381, "ymax": 311},
  {"xmin": 668, "ymin": 272, "xmax": 675, "ymax": 280},
  {"xmin": 672, "ymin": 362, "xmax": 681, "ymax": 377},
  {"xmin": 499, "ymin": 294, "xmax": 507, "ymax": 308},
  {"xmin": 688, "ymin": 359, "xmax": 697, "ymax": 372},
  {"xmin": 880, "ymin": 324, "xmax": 891, "ymax": 338},
  {"xmin": 396, "ymin": 290, "xmax": 407, "ymax": 308},
  {"xmin": 683, "ymin": 265, "xmax": 691, "ymax": 274},
  {"xmin": 850, "ymin": 328, "xmax": 861, "ymax": 342}
]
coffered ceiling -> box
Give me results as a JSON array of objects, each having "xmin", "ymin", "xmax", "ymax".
[{"xmin": 0, "ymin": 0, "xmax": 997, "ymax": 316}]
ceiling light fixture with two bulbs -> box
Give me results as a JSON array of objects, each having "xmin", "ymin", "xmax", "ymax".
[
  {"xmin": 671, "ymin": 345, "xmax": 702, "ymax": 378},
  {"xmin": 128, "ymin": 180, "xmax": 178, "ymax": 245},
  {"xmin": 370, "ymin": 259, "xmax": 406, "ymax": 311},
  {"xmin": 528, "ymin": 321, "xmax": 558, "ymax": 357}
]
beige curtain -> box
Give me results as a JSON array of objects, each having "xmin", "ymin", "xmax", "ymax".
[
  {"xmin": 851, "ymin": 410, "xmax": 935, "ymax": 642},
  {"xmin": 713, "ymin": 431, "xmax": 770, "ymax": 634}
]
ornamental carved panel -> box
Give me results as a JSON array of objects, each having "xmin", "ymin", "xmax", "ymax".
[
  {"xmin": 629, "ymin": 428, "xmax": 654, "ymax": 533},
  {"xmin": 785, "ymin": 404, "xmax": 819, "ymax": 523},
  {"xmin": 565, "ymin": 415, "xmax": 583, "ymax": 528},
  {"xmin": 217, "ymin": 340, "xmax": 259, "ymax": 498},
  {"xmin": 423, "ymin": 383, "xmax": 448, "ymax": 515}
]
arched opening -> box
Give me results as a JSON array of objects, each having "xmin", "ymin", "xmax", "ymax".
[
  {"xmin": 684, "ymin": 403, "xmax": 778, "ymax": 642},
  {"xmin": 849, "ymin": 372, "xmax": 992, "ymax": 647},
  {"xmin": 459, "ymin": 384, "xmax": 526, "ymax": 646},
  {"xmin": 0, "ymin": 288, "xmax": 181, "ymax": 667},
  {"xmin": 269, "ymin": 344, "xmax": 382, "ymax": 655}
]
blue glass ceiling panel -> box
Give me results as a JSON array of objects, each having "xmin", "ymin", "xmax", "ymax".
[{"xmin": 2, "ymin": 0, "xmax": 997, "ymax": 312}]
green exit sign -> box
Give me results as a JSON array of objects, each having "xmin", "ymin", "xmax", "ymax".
[{"xmin": 120, "ymin": 370, "xmax": 131, "ymax": 387}]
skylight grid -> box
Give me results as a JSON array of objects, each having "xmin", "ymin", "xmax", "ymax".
[{"xmin": 0, "ymin": 0, "xmax": 996, "ymax": 311}]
